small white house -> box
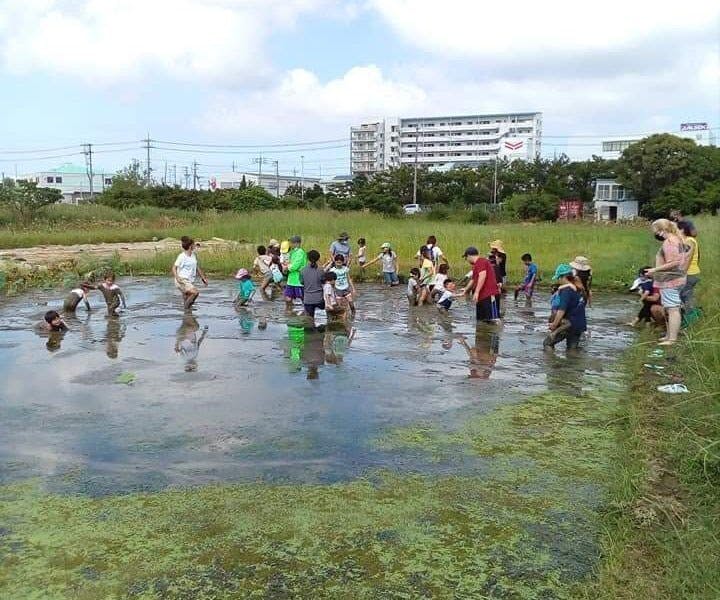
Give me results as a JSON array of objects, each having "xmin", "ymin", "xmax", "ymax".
[
  {"xmin": 593, "ymin": 178, "xmax": 639, "ymax": 221},
  {"xmin": 211, "ymin": 172, "xmax": 321, "ymax": 197},
  {"xmin": 17, "ymin": 163, "xmax": 112, "ymax": 204}
]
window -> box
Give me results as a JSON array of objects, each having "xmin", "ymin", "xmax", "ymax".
[
  {"xmin": 596, "ymin": 184, "xmax": 611, "ymax": 200},
  {"xmin": 55, "ymin": 176, "xmax": 62, "ymax": 183},
  {"xmin": 46, "ymin": 176, "xmax": 54, "ymax": 183}
]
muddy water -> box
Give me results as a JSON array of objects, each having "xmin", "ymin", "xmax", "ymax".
[{"xmin": 0, "ymin": 278, "xmax": 634, "ymax": 495}]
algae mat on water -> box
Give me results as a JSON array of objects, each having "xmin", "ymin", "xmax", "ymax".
[{"xmin": 0, "ymin": 391, "xmax": 619, "ymax": 599}]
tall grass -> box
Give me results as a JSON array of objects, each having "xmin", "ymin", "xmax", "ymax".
[{"xmin": 1, "ymin": 207, "xmax": 657, "ymax": 289}]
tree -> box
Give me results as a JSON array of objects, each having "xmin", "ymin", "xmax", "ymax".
[
  {"xmin": 616, "ymin": 134, "xmax": 697, "ymax": 203},
  {"xmin": 0, "ymin": 180, "xmax": 61, "ymax": 224},
  {"xmin": 504, "ymin": 191, "xmax": 558, "ymax": 221}
]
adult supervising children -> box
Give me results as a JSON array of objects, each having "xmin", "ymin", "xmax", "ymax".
[
  {"xmin": 545, "ymin": 263, "xmax": 587, "ymax": 351},
  {"xmin": 463, "ymin": 246, "xmax": 500, "ymax": 323},
  {"xmin": 284, "ymin": 235, "xmax": 308, "ymax": 309},
  {"xmin": 329, "ymin": 232, "xmax": 352, "ymax": 265},
  {"xmin": 362, "ymin": 242, "xmax": 399, "ymax": 286},
  {"xmin": 172, "ymin": 236, "xmax": 208, "ymax": 310}
]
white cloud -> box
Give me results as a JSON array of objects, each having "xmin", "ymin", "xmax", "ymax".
[
  {"xmin": 0, "ymin": 0, "xmax": 333, "ymax": 84},
  {"xmin": 369, "ymin": 0, "xmax": 720, "ymax": 58},
  {"xmin": 202, "ymin": 64, "xmax": 426, "ymax": 136}
]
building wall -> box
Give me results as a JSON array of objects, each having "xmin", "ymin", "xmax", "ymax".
[
  {"xmin": 351, "ymin": 112, "xmax": 542, "ymax": 176},
  {"xmin": 595, "ymin": 200, "xmax": 639, "ymax": 221},
  {"xmin": 17, "ymin": 170, "xmax": 113, "ymax": 204},
  {"xmin": 593, "ymin": 178, "xmax": 638, "ymax": 220},
  {"xmin": 214, "ymin": 172, "xmax": 321, "ymax": 197}
]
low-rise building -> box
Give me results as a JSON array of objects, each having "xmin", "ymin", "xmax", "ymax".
[
  {"xmin": 16, "ymin": 163, "xmax": 113, "ymax": 204},
  {"xmin": 210, "ymin": 172, "xmax": 321, "ymax": 197},
  {"xmin": 593, "ymin": 178, "xmax": 639, "ymax": 221}
]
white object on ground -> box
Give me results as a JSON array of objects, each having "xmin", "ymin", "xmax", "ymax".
[{"xmin": 656, "ymin": 383, "xmax": 689, "ymax": 394}]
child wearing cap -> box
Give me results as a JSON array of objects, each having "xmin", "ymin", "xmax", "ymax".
[
  {"xmin": 284, "ymin": 236, "xmax": 307, "ymax": 308},
  {"xmin": 362, "ymin": 242, "xmax": 399, "ymax": 286},
  {"xmin": 545, "ymin": 263, "xmax": 587, "ymax": 350},
  {"xmin": 234, "ymin": 268, "xmax": 255, "ymax": 306},
  {"xmin": 514, "ymin": 253, "xmax": 538, "ymax": 301},
  {"xmin": 570, "ymin": 256, "xmax": 593, "ymax": 307},
  {"xmin": 63, "ymin": 281, "xmax": 95, "ymax": 313}
]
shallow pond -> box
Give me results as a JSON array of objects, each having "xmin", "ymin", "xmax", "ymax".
[{"xmin": 0, "ymin": 278, "xmax": 634, "ymax": 494}]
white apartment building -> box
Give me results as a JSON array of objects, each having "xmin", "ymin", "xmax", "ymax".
[
  {"xmin": 351, "ymin": 112, "xmax": 542, "ymax": 176},
  {"xmin": 211, "ymin": 172, "xmax": 321, "ymax": 197},
  {"xmin": 16, "ymin": 163, "xmax": 113, "ymax": 204}
]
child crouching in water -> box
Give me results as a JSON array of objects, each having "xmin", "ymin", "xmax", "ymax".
[
  {"xmin": 234, "ymin": 268, "xmax": 255, "ymax": 306},
  {"xmin": 63, "ymin": 282, "xmax": 95, "ymax": 313},
  {"xmin": 436, "ymin": 278, "xmax": 463, "ymax": 312},
  {"xmin": 98, "ymin": 272, "xmax": 126, "ymax": 316},
  {"xmin": 407, "ymin": 268, "xmax": 421, "ymax": 306},
  {"xmin": 322, "ymin": 271, "xmax": 346, "ymax": 320},
  {"xmin": 543, "ymin": 284, "xmax": 571, "ymax": 348}
]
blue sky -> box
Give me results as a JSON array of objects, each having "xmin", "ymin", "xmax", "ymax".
[{"xmin": 1, "ymin": 0, "xmax": 718, "ymax": 182}]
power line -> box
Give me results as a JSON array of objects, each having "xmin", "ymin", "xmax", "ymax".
[
  {"xmin": 152, "ymin": 137, "xmax": 347, "ymax": 149},
  {"xmin": 151, "ymin": 144, "xmax": 349, "ymax": 155}
]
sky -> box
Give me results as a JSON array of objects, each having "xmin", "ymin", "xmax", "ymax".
[{"xmin": 0, "ymin": 0, "xmax": 718, "ymax": 182}]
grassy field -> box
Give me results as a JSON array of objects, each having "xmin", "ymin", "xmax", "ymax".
[{"xmin": 1, "ymin": 206, "xmax": 656, "ymax": 289}]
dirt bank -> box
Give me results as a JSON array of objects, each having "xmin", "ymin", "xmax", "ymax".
[{"xmin": 0, "ymin": 237, "xmax": 242, "ymax": 269}]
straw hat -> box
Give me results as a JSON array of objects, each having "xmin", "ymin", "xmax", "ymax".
[
  {"xmin": 488, "ymin": 239, "xmax": 506, "ymax": 254},
  {"xmin": 570, "ymin": 256, "xmax": 591, "ymax": 271}
]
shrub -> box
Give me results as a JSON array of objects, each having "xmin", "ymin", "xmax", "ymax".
[
  {"xmin": 504, "ymin": 192, "xmax": 558, "ymax": 221},
  {"xmin": 465, "ymin": 205, "xmax": 490, "ymax": 224},
  {"xmin": 426, "ymin": 205, "xmax": 450, "ymax": 221}
]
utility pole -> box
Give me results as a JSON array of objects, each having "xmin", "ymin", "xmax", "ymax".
[
  {"xmin": 274, "ymin": 160, "xmax": 280, "ymax": 198},
  {"xmin": 144, "ymin": 134, "xmax": 152, "ymax": 186},
  {"xmin": 83, "ymin": 143, "xmax": 94, "ymax": 199},
  {"xmin": 171, "ymin": 164, "xmax": 177, "ymax": 187},
  {"xmin": 232, "ymin": 161, "xmax": 236, "ymax": 173},
  {"xmin": 252, "ymin": 155, "xmax": 273, "ymax": 193},
  {"xmin": 183, "ymin": 166, "xmax": 190, "ymax": 189},
  {"xmin": 192, "ymin": 161, "xmax": 198, "ymax": 190},
  {"xmin": 300, "ymin": 154, "xmax": 305, "ymax": 204},
  {"xmin": 492, "ymin": 155, "xmax": 499, "ymax": 204},
  {"xmin": 163, "ymin": 160, "xmax": 168, "ymax": 186}
]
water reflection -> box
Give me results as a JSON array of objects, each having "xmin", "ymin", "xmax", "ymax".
[
  {"xmin": 105, "ymin": 317, "xmax": 126, "ymax": 359},
  {"xmin": 457, "ymin": 326, "xmax": 501, "ymax": 380},
  {"xmin": 174, "ymin": 314, "xmax": 208, "ymax": 372}
]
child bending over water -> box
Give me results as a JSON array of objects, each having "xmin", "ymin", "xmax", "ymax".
[
  {"xmin": 234, "ymin": 268, "xmax": 256, "ymax": 306},
  {"xmin": 63, "ymin": 282, "xmax": 94, "ymax": 313}
]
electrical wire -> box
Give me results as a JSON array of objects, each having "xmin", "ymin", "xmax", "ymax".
[{"xmin": 152, "ymin": 137, "xmax": 348, "ymax": 149}]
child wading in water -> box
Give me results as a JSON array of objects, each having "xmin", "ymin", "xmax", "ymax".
[
  {"xmin": 63, "ymin": 282, "xmax": 94, "ymax": 313},
  {"xmin": 301, "ymin": 250, "xmax": 325, "ymax": 318},
  {"xmin": 253, "ymin": 245, "xmax": 274, "ymax": 297},
  {"xmin": 330, "ymin": 254, "xmax": 356, "ymax": 315},
  {"xmin": 514, "ymin": 253, "xmax": 538, "ymax": 301},
  {"xmin": 356, "ymin": 238, "xmax": 367, "ymax": 268},
  {"xmin": 418, "ymin": 246, "xmax": 436, "ymax": 305},
  {"xmin": 98, "ymin": 272, "xmax": 127, "ymax": 316},
  {"xmin": 322, "ymin": 271, "xmax": 346, "ymax": 320},
  {"xmin": 234, "ymin": 268, "xmax": 256, "ymax": 306},
  {"xmin": 436, "ymin": 278, "xmax": 463, "ymax": 312},
  {"xmin": 37, "ymin": 310, "xmax": 68, "ymax": 332},
  {"xmin": 407, "ymin": 268, "xmax": 421, "ymax": 306},
  {"xmin": 362, "ymin": 242, "xmax": 399, "ymax": 286},
  {"xmin": 172, "ymin": 236, "xmax": 208, "ymax": 309}
]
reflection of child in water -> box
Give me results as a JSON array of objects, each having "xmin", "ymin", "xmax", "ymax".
[
  {"xmin": 105, "ymin": 317, "xmax": 126, "ymax": 359},
  {"xmin": 175, "ymin": 315, "xmax": 208, "ymax": 372},
  {"xmin": 324, "ymin": 325, "xmax": 356, "ymax": 364},
  {"xmin": 98, "ymin": 272, "xmax": 126, "ymax": 316}
]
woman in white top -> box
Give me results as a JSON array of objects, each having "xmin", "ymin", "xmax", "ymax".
[{"xmin": 172, "ymin": 236, "xmax": 208, "ymax": 309}]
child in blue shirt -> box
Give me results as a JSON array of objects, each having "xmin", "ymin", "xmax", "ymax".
[
  {"xmin": 514, "ymin": 253, "xmax": 538, "ymax": 300},
  {"xmin": 234, "ymin": 268, "xmax": 255, "ymax": 306}
]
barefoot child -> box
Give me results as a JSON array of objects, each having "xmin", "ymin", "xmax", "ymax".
[
  {"xmin": 322, "ymin": 271, "xmax": 345, "ymax": 319},
  {"xmin": 234, "ymin": 268, "xmax": 255, "ymax": 306},
  {"xmin": 514, "ymin": 253, "xmax": 538, "ymax": 301},
  {"xmin": 172, "ymin": 236, "xmax": 208, "ymax": 309},
  {"xmin": 98, "ymin": 272, "xmax": 127, "ymax": 316},
  {"xmin": 63, "ymin": 282, "xmax": 94, "ymax": 313},
  {"xmin": 253, "ymin": 245, "xmax": 274, "ymax": 297}
]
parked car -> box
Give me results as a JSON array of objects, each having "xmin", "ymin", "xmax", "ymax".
[{"xmin": 403, "ymin": 203, "xmax": 423, "ymax": 215}]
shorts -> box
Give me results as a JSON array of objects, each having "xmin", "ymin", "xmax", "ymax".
[
  {"xmin": 660, "ymin": 287, "xmax": 682, "ymax": 309},
  {"xmin": 284, "ymin": 285, "xmax": 304, "ymax": 300},
  {"xmin": 476, "ymin": 296, "xmax": 500, "ymax": 322},
  {"xmin": 336, "ymin": 288, "xmax": 352, "ymax": 298},
  {"xmin": 175, "ymin": 278, "xmax": 197, "ymax": 294},
  {"xmin": 262, "ymin": 272, "xmax": 273, "ymax": 284},
  {"xmin": 383, "ymin": 271, "xmax": 399, "ymax": 285},
  {"xmin": 438, "ymin": 298, "xmax": 452, "ymax": 310},
  {"xmin": 304, "ymin": 301, "xmax": 325, "ymax": 317}
]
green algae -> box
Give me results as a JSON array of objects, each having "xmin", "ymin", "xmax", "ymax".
[{"xmin": 0, "ymin": 390, "xmax": 622, "ymax": 599}]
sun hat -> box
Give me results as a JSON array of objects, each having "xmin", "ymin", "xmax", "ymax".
[
  {"xmin": 380, "ymin": 242, "xmax": 391, "ymax": 249},
  {"xmin": 234, "ymin": 268, "xmax": 250, "ymax": 280},
  {"xmin": 488, "ymin": 239, "xmax": 506, "ymax": 253},
  {"xmin": 552, "ymin": 263, "xmax": 574, "ymax": 280},
  {"xmin": 338, "ymin": 231, "xmax": 349, "ymax": 240},
  {"xmin": 570, "ymin": 256, "xmax": 591, "ymax": 271},
  {"xmin": 462, "ymin": 246, "xmax": 479, "ymax": 257},
  {"xmin": 268, "ymin": 238, "xmax": 280, "ymax": 247},
  {"xmin": 290, "ymin": 235, "xmax": 302, "ymax": 243},
  {"xmin": 280, "ymin": 240, "xmax": 290, "ymax": 253}
]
